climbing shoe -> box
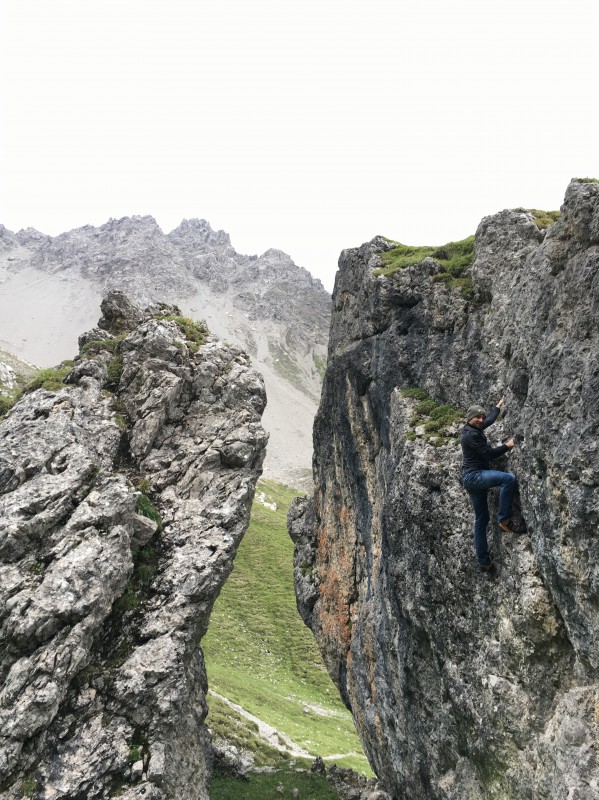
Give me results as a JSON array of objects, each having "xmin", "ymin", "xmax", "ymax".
[
  {"xmin": 499, "ymin": 518, "xmax": 526, "ymax": 534},
  {"xmin": 479, "ymin": 563, "xmax": 497, "ymax": 579}
]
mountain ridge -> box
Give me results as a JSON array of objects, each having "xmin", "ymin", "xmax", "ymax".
[{"xmin": 0, "ymin": 217, "xmax": 331, "ymax": 486}]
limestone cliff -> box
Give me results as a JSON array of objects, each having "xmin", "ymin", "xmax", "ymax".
[
  {"xmin": 0, "ymin": 292, "xmax": 267, "ymax": 799},
  {"xmin": 289, "ymin": 180, "xmax": 599, "ymax": 799}
]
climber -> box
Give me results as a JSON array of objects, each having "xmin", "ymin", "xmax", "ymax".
[{"xmin": 461, "ymin": 397, "xmax": 523, "ymax": 574}]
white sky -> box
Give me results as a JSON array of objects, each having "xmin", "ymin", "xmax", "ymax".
[{"xmin": 1, "ymin": 0, "xmax": 597, "ymax": 291}]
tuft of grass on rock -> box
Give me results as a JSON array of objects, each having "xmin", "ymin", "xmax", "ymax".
[
  {"xmin": 0, "ymin": 389, "xmax": 23, "ymax": 417},
  {"xmin": 375, "ymin": 235, "xmax": 476, "ymax": 298},
  {"xmin": 111, "ymin": 545, "xmax": 159, "ymax": 617},
  {"xmin": 156, "ymin": 315, "xmax": 209, "ymax": 352},
  {"xmin": 80, "ymin": 336, "xmax": 125, "ymax": 356},
  {"xmin": 112, "ymin": 585, "xmax": 140, "ymax": 615},
  {"xmin": 135, "ymin": 494, "xmax": 162, "ymax": 532},
  {"xmin": 20, "ymin": 778, "xmax": 38, "ymax": 797},
  {"xmin": 400, "ymin": 387, "xmax": 429, "ymax": 401},
  {"xmin": 127, "ymin": 744, "xmax": 142, "ymax": 765},
  {"xmin": 106, "ymin": 356, "xmax": 124, "ymax": 386},
  {"xmin": 401, "ymin": 388, "xmax": 462, "ymax": 446},
  {"xmin": 526, "ymin": 209, "xmax": 560, "ymax": 230},
  {"xmin": 575, "ymin": 176, "xmax": 599, "ymax": 183},
  {"xmin": 25, "ymin": 366, "xmax": 71, "ymax": 393}
]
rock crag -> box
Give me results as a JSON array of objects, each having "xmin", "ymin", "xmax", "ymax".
[
  {"xmin": 290, "ymin": 179, "xmax": 599, "ymax": 799},
  {"xmin": 0, "ymin": 216, "xmax": 331, "ymax": 486},
  {"xmin": 0, "ymin": 291, "xmax": 268, "ymax": 799}
]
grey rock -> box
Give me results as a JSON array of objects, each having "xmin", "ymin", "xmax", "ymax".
[
  {"xmin": 0, "ymin": 362, "xmax": 17, "ymax": 392},
  {"xmin": 290, "ymin": 180, "xmax": 599, "ymax": 799},
  {"xmin": 131, "ymin": 760, "xmax": 144, "ymax": 780},
  {"xmin": 0, "ymin": 214, "xmax": 329, "ymax": 486},
  {"xmin": 98, "ymin": 290, "xmax": 145, "ymax": 334},
  {"xmin": 211, "ymin": 740, "xmax": 252, "ymax": 781},
  {"xmin": 78, "ymin": 327, "xmax": 116, "ymax": 351},
  {"xmin": 326, "ymin": 765, "xmax": 378, "ymax": 800},
  {"xmin": 65, "ymin": 358, "xmax": 107, "ymax": 385},
  {"xmin": 0, "ymin": 293, "xmax": 267, "ymax": 799},
  {"xmin": 130, "ymin": 513, "xmax": 159, "ymax": 548},
  {"xmin": 311, "ymin": 755, "xmax": 326, "ymax": 774}
]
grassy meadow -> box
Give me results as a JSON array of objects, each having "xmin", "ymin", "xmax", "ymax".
[
  {"xmin": 202, "ymin": 479, "xmax": 371, "ymax": 776},
  {"xmin": 210, "ymin": 768, "xmax": 340, "ymax": 800}
]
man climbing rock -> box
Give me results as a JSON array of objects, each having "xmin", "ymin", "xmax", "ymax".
[{"xmin": 461, "ymin": 397, "xmax": 522, "ymax": 575}]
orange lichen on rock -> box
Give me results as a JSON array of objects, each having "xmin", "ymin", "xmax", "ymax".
[{"xmin": 314, "ymin": 487, "xmax": 357, "ymax": 656}]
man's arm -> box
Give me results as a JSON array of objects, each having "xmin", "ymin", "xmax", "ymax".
[{"xmin": 482, "ymin": 396, "xmax": 506, "ymax": 430}]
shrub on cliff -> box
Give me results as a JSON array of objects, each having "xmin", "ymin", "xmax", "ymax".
[
  {"xmin": 401, "ymin": 387, "xmax": 462, "ymax": 446},
  {"xmin": 25, "ymin": 365, "xmax": 72, "ymax": 392},
  {"xmin": 376, "ymin": 236, "xmax": 476, "ymax": 297}
]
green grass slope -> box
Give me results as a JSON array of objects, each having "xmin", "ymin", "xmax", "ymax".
[
  {"xmin": 203, "ymin": 479, "xmax": 371, "ymax": 775},
  {"xmin": 211, "ymin": 768, "xmax": 340, "ymax": 800}
]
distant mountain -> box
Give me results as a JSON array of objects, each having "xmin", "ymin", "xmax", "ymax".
[{"xmin": 0, "ymin": 217, "xmax": 331, "ymax": 485}]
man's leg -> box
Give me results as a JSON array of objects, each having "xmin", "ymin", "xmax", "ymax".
[
  {"xmin": 477, "ymin": 470, "xmax": 517, "ymax": 522},
  {"xmin": 468, "ymin": 489, "xmax": 491, "ymax": 566}
]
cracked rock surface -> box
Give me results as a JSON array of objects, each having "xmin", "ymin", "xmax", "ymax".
[
  {"xmin": 290, "ymin": 180, "xmax": 599, "ymax": 799},
  {"xmin": 0, "ymin": 291, "xmax": 267, "ymax": 799}
]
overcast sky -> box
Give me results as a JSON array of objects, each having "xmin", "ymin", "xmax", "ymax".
[{"xmin": 1, "ymin": 0, "xmax": 597, "ymax": 291}]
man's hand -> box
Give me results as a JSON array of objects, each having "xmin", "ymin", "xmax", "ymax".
[
  {"xmin": 497, "ymin": 396, "xmax": 506, "ymax": 409},
  {"xmin": 505, "ymin": 437, "xmax": 515, "ymax": 449}
]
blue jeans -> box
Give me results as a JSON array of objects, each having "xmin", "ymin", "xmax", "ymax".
[{"xmin": 462, "ymin": 470, "xmax": 517, "ymax": 566}]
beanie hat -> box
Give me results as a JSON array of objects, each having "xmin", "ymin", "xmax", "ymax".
[{"xmin": 466, "ymin": 405, "xmax": 486, "ymax": 422}]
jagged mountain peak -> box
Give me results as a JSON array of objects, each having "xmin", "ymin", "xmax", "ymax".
[
  {"xmin": 0, "ymin": 225, "xmax": 19, "ymax": 250},
  {"xmin": 0, "ymin": 214, "xmax": 331, "ymax": 486},
  {"xmin": 102, "ymin": 213, "xmax": 162, "ymax": 230},
  {"xmin": 15, "ymin": 227, "xmax": 50, "ymax": 247},
  {"xmin": 168, "ymin": 218, "xmax": 232, "ymax": 248}
]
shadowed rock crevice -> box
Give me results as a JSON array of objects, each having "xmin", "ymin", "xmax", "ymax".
[
  {"xmin": 0, "ymin": 291, "xmax": 268, "ymax": 800},
  {"xmin": 290, "ymin": 180, "xmax": 599, "ymax": 799}
]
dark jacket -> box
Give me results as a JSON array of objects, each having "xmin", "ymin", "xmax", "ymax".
[{"xmin": 461, "ymin": 406, "xmax": 509, "ymax": 474}]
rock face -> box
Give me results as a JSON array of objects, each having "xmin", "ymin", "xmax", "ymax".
[
  {"xmin": 0, "ymin": 216, "xmax": 330, "ymax": 486},
  {"xmin": 289, "ymin": 180, "xmax": 599, "ymax": 799},
  {"xmin": 0, "ymin": 291, "xmax": 267, "ymax": 799}
]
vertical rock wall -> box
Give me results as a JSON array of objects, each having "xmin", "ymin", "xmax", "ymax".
[
  {"xmin": 290, "ymin": 180, "xmax": 599, "ymax": 799},
  {"xmin": 0, "ymin": 292, "xmax": 268, "ymax": 799}
]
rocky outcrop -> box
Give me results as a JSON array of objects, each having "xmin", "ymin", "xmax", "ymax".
[
  {"xmin": 0, "ymin": 291, "xmax": 267, "ymax": 799},
  {"xmin": 290, "ymin": 180, "xmax": 599, "ymax": 799},
  {"xmin": 0, "ymin": 216, "xmax": 329, "ymax": 486}
]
